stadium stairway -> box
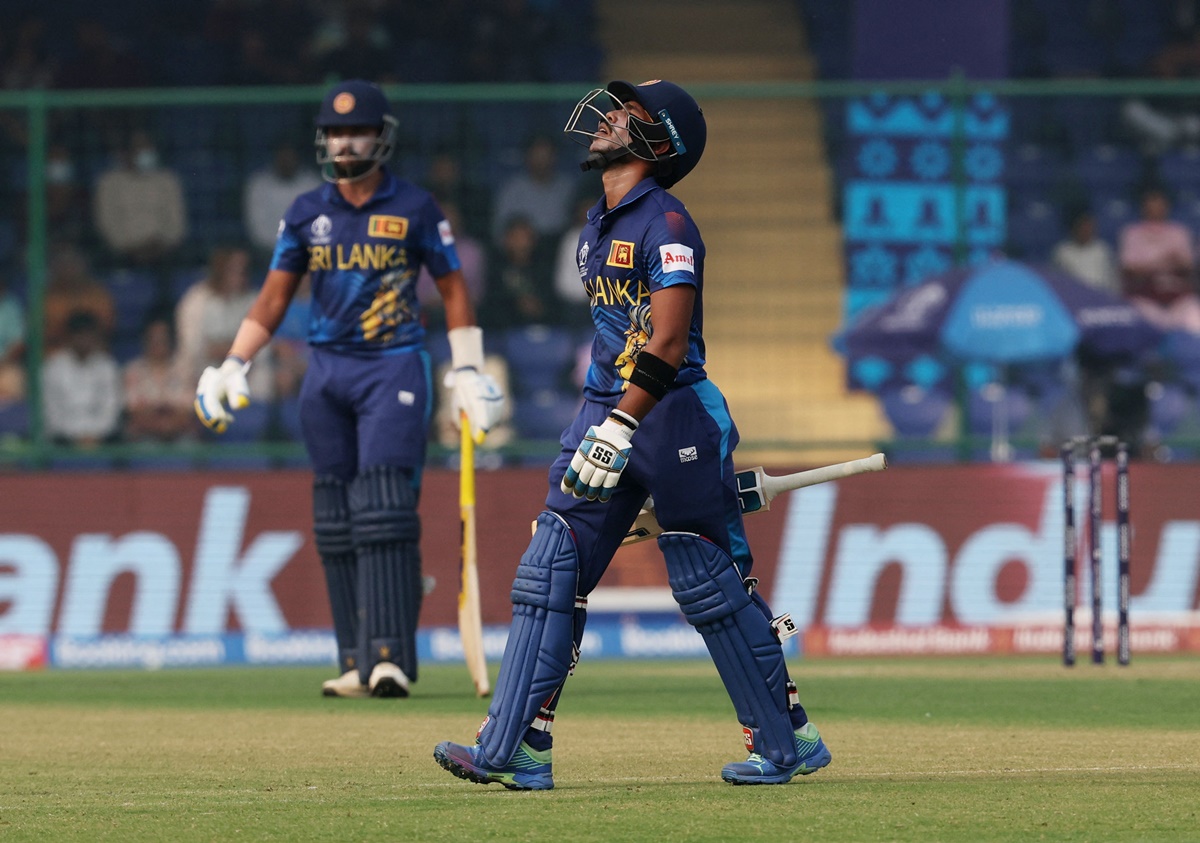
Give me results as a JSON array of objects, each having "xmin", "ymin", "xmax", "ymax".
[{"xmin": 598, "ymin": 0, "xmax": 888, "ymax": 463}]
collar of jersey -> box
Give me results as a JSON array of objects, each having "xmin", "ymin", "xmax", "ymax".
[
  {"xmin": 594, "ymin": 176, "xmax": 660, "ymax": 221},
  {"xmin": 321, "ymin": 168, "xmax": 398, "ymax": 208}
]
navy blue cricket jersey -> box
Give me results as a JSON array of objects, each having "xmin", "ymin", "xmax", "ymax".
[
  {"xmin": 270, "ymin": 169, "xmax": 460, "ymax": 356},
  {"xmin": 574, "ymin": 177, "xmax": 707, "ymax": 401}
]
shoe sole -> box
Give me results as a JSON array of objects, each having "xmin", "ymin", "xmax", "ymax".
[
  {"xmin": 433, "ymin": 745, "xmax": 553, "ymax": 791},
  {"xmin": 370, "ymin": 677, "xmax": 409, "ymax": 698},
  {"xmin": 721, "ymin": 747, "xmax": 832, "ymax": 785},
  {"xmin": 321, "ymin": 687, "xmax": 369, "ymax": 698}
]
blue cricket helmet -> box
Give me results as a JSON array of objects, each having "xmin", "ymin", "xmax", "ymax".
[
  {"xmin": 606, "ymin": 79, "xmax": 707, "ymax": 187},
  {"xmin": 564, "ymin": 79, "xmax": 707, "ymax": 187},
  {"xmin": 314, "ymin": 79, "xmax": 398, "ymax": 183}
]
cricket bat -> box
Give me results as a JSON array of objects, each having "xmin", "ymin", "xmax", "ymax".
[
  {"xmin": 457, "ymin": 412, "xmax": 490, "ymax": 697},
  {"xmin": 621, "ymin": 452, "xmax": 888, "ymax": 546}
]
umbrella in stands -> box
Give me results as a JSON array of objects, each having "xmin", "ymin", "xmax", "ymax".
[{"xmin": 840, "ymin": 259, "xmax": 1164, "ymax": 459}]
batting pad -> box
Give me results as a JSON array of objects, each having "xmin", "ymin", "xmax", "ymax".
[
  {"xmin": 659, "ymin": 531, "xmax": 797, "ymax": 767},
  {"xmin": 313, "ymin": 475, "xmax": 359, "ymax": 675},
  {"xmin": 349, "ymin": 466, "xmax": 422, "ymax": 680},
  {"xmin": 478, "ymin": 511, "xmax": 579, "ymax": 768}
]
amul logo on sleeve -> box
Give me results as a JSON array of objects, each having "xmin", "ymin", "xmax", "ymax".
[
  {"xmin": 659, "ymin": 243, "xmax": 694, "ymax": 273},
  {"xmin": 607, "ymin": 240, "xmax": 635, "ymax": 268}
]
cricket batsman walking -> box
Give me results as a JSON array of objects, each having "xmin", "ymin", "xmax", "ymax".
[
  {"xmin": 195, "ymin": 80, "xmax": 504, "ymax": 699},
  {"xmin": 434, "ymin": 79, "xmax": 831, "ymax": 788}
]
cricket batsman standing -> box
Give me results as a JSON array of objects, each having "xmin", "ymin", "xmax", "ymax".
[
  {"xmin": 434, "ymin": 80, "xmax": 831, "ymax": 788},
  {"xmin": 195, "ymin": 80, "xmax": 504, "ymax": 698}
]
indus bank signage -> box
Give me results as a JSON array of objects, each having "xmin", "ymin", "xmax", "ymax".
[{"xmin": 1, "ymin": 463, "xmax": 1199, "ymax": 667}]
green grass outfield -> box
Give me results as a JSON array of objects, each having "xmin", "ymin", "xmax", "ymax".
[{"xmin": 2, "ymin": 656, "xmax": 1198, "ymax": 842}]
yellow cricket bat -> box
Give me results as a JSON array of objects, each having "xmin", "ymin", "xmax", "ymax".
[{"xmin": 458, "ymin": 412, "xmax": 490, "ymax": 697}]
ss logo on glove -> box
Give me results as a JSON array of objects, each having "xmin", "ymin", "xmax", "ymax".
[{"xmin": 591, "ymin": 446, "xmax": 615, "ymax": 466}]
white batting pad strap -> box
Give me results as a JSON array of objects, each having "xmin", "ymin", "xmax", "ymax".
[
  {"xmin": 448, "ymin": 325, "xmax": 484, "ymax": 371},
  {"xmin": 770, "ymin": 613, "xmax": 799, "ymax": 641},
  {"xmin": 531, "ymin": 707, "xmax": 555, "ymax": 733}
]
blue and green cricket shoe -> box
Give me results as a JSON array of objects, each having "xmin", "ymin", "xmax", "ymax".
[
  {"xmin": 433, "ymin": 740, "xmax": 554, "ymax": 791},
  {"xmin": 721, "ymin": 722, "xmax": 832, "ymax": 785}
]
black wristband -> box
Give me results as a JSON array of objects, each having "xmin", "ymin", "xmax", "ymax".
[
  {"xmin": 608, "ymin": 408, "xmax": 640, "ymax": 430},
  {"xmin": 628, "ymin": 351, "xmax": 678, "ymax": 401}
]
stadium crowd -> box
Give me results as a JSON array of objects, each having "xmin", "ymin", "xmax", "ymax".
[{"xmin": 0, "ymin": 0, "xmax": 602, "ymax": 455}]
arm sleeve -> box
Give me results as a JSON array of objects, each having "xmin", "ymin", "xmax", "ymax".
[
  {"xmin": 270, "ymin": 210, "xmax": 310, "ymax": 275},
  {"xmin": 643, "ymin": 209, "xmax": 701, "ymax": 293},
  {"xmin": 420, "ymin": 195, "xmax": 462, "ymax": 280}
]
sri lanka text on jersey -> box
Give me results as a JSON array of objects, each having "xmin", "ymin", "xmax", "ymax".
[
  {"xmin": 308, "ymin": 244, "xmax": 409, "ymax": 272},
  {"xmin": 585, "ymin": 275, "xmax": 651, "ymax": 308}
]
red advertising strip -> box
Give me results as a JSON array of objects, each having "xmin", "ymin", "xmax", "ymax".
[
  {"xmin": 0, "ymin": 635, "xmax": 48, "ymax": 669},
  {"xmin": 1, "ymin": 463, "xmax": 1198, "ymax": 658}
]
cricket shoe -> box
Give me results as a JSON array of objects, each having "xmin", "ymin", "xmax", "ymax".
[
  {"xmin": 368, "ymin": 662, "xmax": 410, "ymax": 698},
  {"xmin": 721, "ymin": 722, "xmax": 831, "ymax": 785},
  {"xmin": 433, "ymin": 740, "xmax": 554, "ymax": 791},
  {"xmin": 321, "ymin": 669, "xmax": 369, "ymax": 698}
]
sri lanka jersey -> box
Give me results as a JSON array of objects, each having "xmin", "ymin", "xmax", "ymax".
[
  {"xmin": 270, "ymin": 169, "xmax": 460, "ymax": 357},
  {"xmin": 575, "ymin": 177, "xmax": 707, "ymax": 401}
]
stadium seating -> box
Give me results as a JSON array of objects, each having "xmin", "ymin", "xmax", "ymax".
[
  {"xmin": 1007, "ymin": 198, "xmax": 1064, "ymax": 261},
  {"xmin": 965, "ymin": 382, "xmax": 1038, "ymax": 461},
  {"xmin": 878, "ymin": 385, "xmax": 956, "ymax": 463},
  {"xmin": 1006, "ymin": 142, "xmax": 1066, "ymax": 202},
  {"xmin": 510, "ymin": 388, "xmax": 579, "ymax": 443},
  {"xmin": 1072, "ymin": 144, "xmax": 1145, "ymax": 194},
  {"xmin": 104, "ymin": 269, "xmax": 162, "ymax": 363},
  {"xmin": 0, "ymin": 400, "xmax": 29, "ymax": 439},
  {"xmin": 1145, "ymin": 380, "xmax": 1193, "ymax": 438},
  {"xmin": 501, "ymin": 324, "xmax": 578, "ymax": 396}
]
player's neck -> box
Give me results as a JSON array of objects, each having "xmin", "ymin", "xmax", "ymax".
[
  {"xmin": 601, "ymin": 163, "xmax": 651, "ymax": 210},
  {"xmin": 336, "ymin": 170, "xmax": 385, "ymax": 207}
]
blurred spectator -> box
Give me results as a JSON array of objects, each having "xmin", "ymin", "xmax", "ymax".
[
  {"xmin": 417, "ymin": 201, "xmax": 486, "ymax": 330},
  {"xmin": 122, "ymin": 315, "xmax": 195, "ymax": 443},
  {"xmin": 92, "ymin": 130, "xmax": 188, "ymax": 271},
  {"xmin": 553, "ymin": 193, "xmax": 596, "ymax": 328},
  {"xmin": 243, "ymin": 0, "xmax": 320, "ymax": 84},
  {"xmin": 56, "ymin": 19, "xmax": 147, "ymax": 90},
  {"xmin": 1118, "ymin": 186, "xmax": 1200, "ymax": 332},
  {"xmin": 42, "ymin": 309, "xmax": 121, "ymax": 446},
  {"xmin": 463, "ymin": 0, "xmax": 551, "ymax": 82},
  {"xmin": 0, "ymin": 274, "xmax": 25, "ymax": 401},
  {"xmin": 481, "ymin": 215, "xmax": 558, "ymax": 328},
  {"xmin": 425, "ymin": 148, "xmax": 492, "ymax": 239},
  {"xmin": 176, "ymin": 245, "xmax": 275, "ymax": 399},
  {"xmin": 242, "ymin": 142, "xmax": 322, "ymax": 259},
  {"xmin": 1052, "ymin": 208, "xmax": 1120, "ymax": 295},
  {"xmin": 316, "ymin": 0, "xmax": 399, "ymax": 83},
  {"xmin": 3, "ymin": 15, "xmax": 56, "ymax": 90},
  {"xmin": 491, "ymin": 134, "xmax": 575, "ymax": 245},
  {"xmin": 45, "ymin": 144, "xmax": 91, "ymax": 249},
  {"xmin": 44, "ymin": 246, "xmax": 115, "ymax": 352},
  {"xmin": 1121, "ymin": 13, "xmax": 1200, "ymax": 153}
]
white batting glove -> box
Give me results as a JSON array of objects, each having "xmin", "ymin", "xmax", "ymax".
[
  {"xmin": 450, "ymin": 367, "xmax": 506, "ymax": 442},
  {"xmin": 447, "ymin": 325, "xmax": 506, "ymax": 442},
  {"xmin": 194, "ymin": 357, "xmax": 251, "ymax": 434},
  {"xmin": 561, "ymin": 416, "xmax": 635, "ymax": 502}
]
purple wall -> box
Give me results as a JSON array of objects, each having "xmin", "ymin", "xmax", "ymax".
[{"xmin": 852, "ymin": 0, "xmax": 1009, "ymax": 80}]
